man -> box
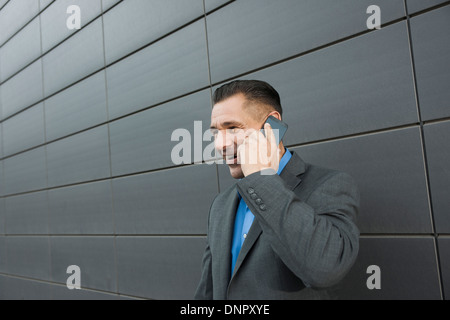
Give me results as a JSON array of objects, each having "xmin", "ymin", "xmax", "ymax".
[{"xmin": 195, "ymin": 80, "xmax": 360, "ymax": 300}]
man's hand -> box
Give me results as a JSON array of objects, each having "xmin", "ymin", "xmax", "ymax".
[{"xmin": 237, "ymin": 123, "xmax": 281, "ymax": 177}]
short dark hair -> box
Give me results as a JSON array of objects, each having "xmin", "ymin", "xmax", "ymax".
[{"xmin": 213, "ymin": 80, "xmax": 283, "ymax": 117}]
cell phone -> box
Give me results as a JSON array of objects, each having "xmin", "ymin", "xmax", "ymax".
[{"xmin": 261, "ymin": 116, "xmax": 288, "ymax": 145}]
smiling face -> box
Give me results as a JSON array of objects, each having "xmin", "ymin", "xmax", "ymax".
[{"xmin": 210, "ymin": 93, "xmax": 266, "ymax": 179}]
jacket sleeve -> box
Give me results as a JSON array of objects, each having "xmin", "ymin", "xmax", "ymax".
[
  {"xmin": 194, "ymin": 197, "xmax": 216, "ymax": 300},
  {"xmin": 236, "ymin": 169, "xmax": 360, "ymax": 289},
  {"xmin": 194, "ymin": 236, "xmax": 213, "ymax": 300}
]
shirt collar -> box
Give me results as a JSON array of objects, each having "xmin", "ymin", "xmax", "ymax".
[{"xmin": 277, "ymin": 147, "xmax": 292, "ymax": 175}]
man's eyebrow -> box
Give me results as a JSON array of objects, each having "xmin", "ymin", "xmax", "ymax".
[{"xmin": 210, "ymin": 121, "xmax": 244, "ymax": 130}]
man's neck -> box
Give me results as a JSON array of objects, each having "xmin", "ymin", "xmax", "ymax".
[{"xmin": 278, "ymin": 142, "xmax": 286, "ymax": 160}]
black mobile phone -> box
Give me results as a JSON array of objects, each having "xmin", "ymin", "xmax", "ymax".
[{"xmin": 261, "ymin": 116, "xmax": 288, "ymax": 145}]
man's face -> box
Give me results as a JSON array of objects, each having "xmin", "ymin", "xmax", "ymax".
[{"xmin": 210, "ymin": 93, "xmax": 264, "ymax": 179}]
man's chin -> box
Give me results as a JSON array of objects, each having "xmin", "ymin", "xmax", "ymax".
[{"xmin": 228, "ymin": 164, "xmax": 245, "ymax": 179}]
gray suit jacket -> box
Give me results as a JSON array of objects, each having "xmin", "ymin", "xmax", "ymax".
[{"xmin": 195, "ymin": 151, "xmax": 360, "ymax": 300}]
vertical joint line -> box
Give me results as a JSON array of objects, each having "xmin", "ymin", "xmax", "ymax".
[
  {"xmin": 404, "ymin": 0, "xmax": 445, "ymax": 300},
  {"xmin": 202, "ymin": 0, "xmax": 213, "ymax": 91},
  {"xmin": 202, "ymin": 0, "xmax": 220, "ymax": 195},
  {"xmin": 99, "ymin": 2, "xmax": 119, "ymax": 294},
  {"xmin": 38, "ymin": 0, "xmax": 53, "ymax": 287}
]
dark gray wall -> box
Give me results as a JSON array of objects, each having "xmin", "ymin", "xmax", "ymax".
[{"xmin": 0, "ymin": 0, "xmax": 449, "ymax": 300}]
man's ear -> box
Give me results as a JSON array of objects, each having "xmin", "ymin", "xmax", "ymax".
[{"xmin": 267, "ymin": 111, "xmax": 282, "ymax": 121}]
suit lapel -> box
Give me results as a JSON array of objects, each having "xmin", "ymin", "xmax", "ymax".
[
  {"xmin": 230, "ymin": 219, "xmax": 262, "ymax": 280},
  {"xmin": 215, "ymin": 187, "xmax": 239, "ymax": 296}
]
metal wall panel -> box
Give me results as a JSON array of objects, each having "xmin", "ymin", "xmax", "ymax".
[
  {"xmin": 338, "ymin": 237, "xmax": 441, "ymax": 299},
  {"xmin": 51, "ymin": 285, "xmax": 124, "ymax": 300},
  {"xmin": 204, "ymin": 0, "xmax": 231, "ymax": 13},
  {"xmin": 50, "ymin": 236, "xmax": 116, "ymax": 292},
  {"xmin": 0, "ymin": 160, "xmax": 3, "ymax": 197},
  {"xmin": 5, "ymin": 191, "xmax": 49, "ymax": 235},
  {"xmin": 109, "ymin": 89, "xmax": 212, "ymax": 175},
  {"xmin": 0, "ymin": 275, "xmax": 53, "ymax": 300},
  {"xmin": 44, "ymin": 71, "xmax": 108, "ymax": 142},
  {"xmin": 112, "ymin": 164, "xmax": 217, "ymax": 235},
  {"xmin": 102, "ymin": 0, "xmax": 121, "ymax": 12},
  {"xmin": 438, "ymin": 238, "xmax": 450, "ymax": 299},
  {"xmin": 5, "ymin": 236, "xmax": 51, "ymax": 281},
  {"xmin": 0, "ymin": 60, "xmax": 43, "ymax": 119},
  {"xmin": 0, "ymin": 199, "xmax": 4, "ymax": 234},
  {"xmin": 116, "ymin": 237, "xmax": 205, "ymax": 299},
  {"xmin": 106, "ymin": 19, "xmax": 209, "ymax": 119},
  {"xmin": 0, "ymin": 17, "xmax": 41, "ymax": 82},
  {"xmin": 207, "ymin": 0, "xmax": 405, "ymax": 83},
  {"xmin": 46, "ymin": 125, "xmax": 110, "ymax": 188},
  {"xmin": 2, "ymin": 103, "xmax": 45, "ymax": 157},
  {"xmin": 39, "ymin": 0, "xmax": 53, "ymax": 11},
  {"xmin": 236, "ymin": 22, "xmax": 417, "ymax": 145},
  {"xmin": 42, "ymin": 17, "xmax": 104, "ymax": 97},
  {"xmin": 424, "ymin": 121, "xmax": 450, "ymax": 233},
  {"xmin": 0, "ymin": 0, "xmax": 8, "ymax": 10},
  {"xmin": 40, "ymin": 0, "xmax": 102, "ymax": 53},
  {"xmin": 410, "ymin": 5, "xmax": 450, "ymax": 121},
  {"xmin": 47, "ymin": 180, "xmax": 114, "ymax": 235},
  {"xmin": 102, "ymin": 0, "xmax": 204, "ymax": 64},
  {"xmin": 295, "ymin": 128, "xmax": 432, "ymax": 234},
  {"xmin": 3, "ymin": 146, "xmax": 47, "ymax": 195},
  {"xmin": 0, "ymin": 120, "xmax": 3, "ymax": 157},
  {"xmin": 0, "ymin": 236, "xmax": 5, "ymax": 271},
  {"xmin": 0, "ymin": 0, "xmax": 40, "ymax": 46},
  {"xmin": 407, "ymin": 0, "xmax": 448, "ymax": 13}
]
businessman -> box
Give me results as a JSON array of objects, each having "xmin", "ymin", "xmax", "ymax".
[{"xmin": 195, "ymin": 80, "xmax": 360, "ymax": 300}]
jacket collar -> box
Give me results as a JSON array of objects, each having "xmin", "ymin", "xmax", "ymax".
[{"xmin": 279, "ymin": 151, "xmax": 306, "ymax": 191}]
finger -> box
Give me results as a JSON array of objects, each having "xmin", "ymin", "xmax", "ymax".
[
  {"xmin": 237, "ymin": 143, "xmax": 245, "ymax": 165},
  {"xmin": 238, "ymin": 136, "xmax": 252, "ymax": 165},
  {"xmin": 264, "ymin": 123, "xmax": 278, "ymax": 154}
]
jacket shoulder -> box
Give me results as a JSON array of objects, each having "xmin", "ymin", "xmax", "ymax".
[{"xmin": 298, "ymin": 163, "xmax": 358, "ymax": 199}]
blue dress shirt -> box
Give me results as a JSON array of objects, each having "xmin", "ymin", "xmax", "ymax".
[{"xmin": 231, "ymin": 148, "xmax": 292, "ymax": 276}]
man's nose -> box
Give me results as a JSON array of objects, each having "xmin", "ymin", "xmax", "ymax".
[{"xmin": 214, "ymin": 131, "xmax": 233, "ymax": 153}]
